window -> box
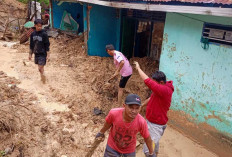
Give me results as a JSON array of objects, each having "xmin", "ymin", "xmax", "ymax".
[{"xmin": 202, "ymin": 23, "xmax": 232, "ymax": 46}]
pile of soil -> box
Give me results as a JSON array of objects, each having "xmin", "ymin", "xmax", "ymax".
[
  {"xmin": 5, "ymin": 33, "xmax": 159, "ymax": 156},
  {"xmin": 0, "ymin": 69, "xmax": 104, "ymax": 157},
  {"xmin": 0, "ymin": 0, "xmax": 27, "ymax": 40},
  {"xmin": 49, "ymin": 35, "xmax": 159, "ymax": 113},
  {"xmin": 1, "ymin": 34, "xmax": 221, "ymax": 157},
  {"xmin": 0, "ymin": 71, "xmax": 52, "ymax": 156}
]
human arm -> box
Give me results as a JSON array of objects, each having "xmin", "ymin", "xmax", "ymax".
[
  {"xmin": 96, "ymin": 110, "xmax": 114, "ymax": 139},
  {"xmin": 47, "ymin": 51, "xmax": 50, "ymax": 62},
  {"xmin": 144, "ymin": 136, "xmax": 155, "ymax": 157},
  {"xmin": 134, "ymin": 61, "xmax": 149, "ymax": 81},
  {"xmin": 141, "ymin": 97, "xmax": 150, "ymax": 112},
  {"xmin": 43, "ymin": 32, "xmax": 50, "ymax": 61},
  {"xmin": 29, "ymin": 34, "xmax": 33, "ymax": 60},
  {"xmin": 99, "ymin": 121, "xmax": 112, "ymax": 134},
  {"xmin": 108, "ymin": 60, "xmax": 124, "ymax": 82},
  {"xmin": 134, "ymin": 61, "xmax": 166, "ymax": 97},
  {"xmin": 140, "ymin": 119, "xmax": 155, "ymax": 156},
  {"xmin": 96, "ymin": 121, "xmax": 112, "ymax": 139}
]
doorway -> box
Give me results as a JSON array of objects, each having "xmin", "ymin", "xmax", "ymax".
[
  {"xmin": 120, "ymin": 17, "xmax": 136, "ymax": 59},
  {"xmin": 120, "ymin": 11, "xmax": 166, "ymax": 64},
  {"xmin": 134, "ymin": 20, "xmax": 152, "ymax": 58}
]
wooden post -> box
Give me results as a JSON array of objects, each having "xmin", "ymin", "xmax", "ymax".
[
  {"xmin": 87, "ymin": 5, "xmax": 92, "ymax": 40},
  {"xmin": 2, "ymin": 16, "xmax": 9, "ymax": 39},
  {"xmin": 17, "ymin": 18, "xmax": 21, "ymax": 33},
  {"xmin": 34, "ymin": 0, "xmax": 37, "ymax": 19},
  {"xmin": 27, "ymin": 0, "xmax": 32, "ymax": 21},
  {"xmin": 49, "ymin": 0, "xmax": 54, "ymax": 28}
]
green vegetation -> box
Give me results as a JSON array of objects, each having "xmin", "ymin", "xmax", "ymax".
[
  {"xmin": 17, "ymin": 0, "xmax": 49, "ymax": 6},
  {"xmin": 0, "ymin": 150, "xmax": 6, "ymax": 157}
]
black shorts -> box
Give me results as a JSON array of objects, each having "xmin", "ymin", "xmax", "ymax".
[
  {"xmin": 119, "ymin": 75, "xmax": 131, "ymax": 88},
  {"xmin": 34, "ymin": 55, "xmax": 46, "ymax": 66}
]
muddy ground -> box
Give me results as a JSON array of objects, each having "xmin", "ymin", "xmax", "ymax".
[{"xmin": 0, "ymin": 36, "xmax": 218, "ymax": 157}]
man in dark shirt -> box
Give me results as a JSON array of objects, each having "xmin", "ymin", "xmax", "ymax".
[{"xmin": 29, "ymin": 19, "xmax": 50, "ymax": 83}]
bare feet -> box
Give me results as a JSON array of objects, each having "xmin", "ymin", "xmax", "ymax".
[{"xmin": 41, "ymin": 74, "xmax": 46, "ymax": 84}]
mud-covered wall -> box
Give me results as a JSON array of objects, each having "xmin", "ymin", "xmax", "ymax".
[
  {"xmin": 160, "ymin": 13, "xmax": 232, "ymax": 136},
  {"xmin": 52, "ymin": 0, "xmax": 84, "ymax": 32},
  {"xmin": 87, "ymin": 4, "xmax": 121, "ymax": 57}
]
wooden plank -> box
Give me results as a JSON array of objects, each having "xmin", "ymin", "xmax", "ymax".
[{"xmin": 59, "ymin": 0, "xmax": 232, "ymax": 17}]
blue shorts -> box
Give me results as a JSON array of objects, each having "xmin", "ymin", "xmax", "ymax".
[{"xmin": 104, "ymin": 144, "xmax": 135, "ymax": 157}]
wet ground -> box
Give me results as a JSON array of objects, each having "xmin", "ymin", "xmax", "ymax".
[{"xmin": 0, "ymin": 41, "xmax": 218, "ymax": 157}]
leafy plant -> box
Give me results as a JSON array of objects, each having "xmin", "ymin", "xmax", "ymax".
[{"xmin": 0, "ymin": 150, "xmax": 6, "ymax": 157}]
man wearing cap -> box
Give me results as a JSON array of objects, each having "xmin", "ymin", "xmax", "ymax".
[
  {"xmin": 106, "ymin": 44, "xmax": 133, "ymax": 106},
  {"xmin": 133, "ymin": 61, "xmax": 174, "ymax": 157},
  {"xmin": 96, "ymin": 94, "xmax": 155, "ymax": 157}
]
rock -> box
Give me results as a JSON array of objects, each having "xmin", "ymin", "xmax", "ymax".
[
  {"xmin": 4, "ymin": 144, "xmax": 14, "ymax": 155},
  {"xmin": 93, "ymin": 107, "xmax": 102, "ymax": 115},
  {"xmin": 51, "ymin": 140, "xmax": 60, "ymax": 149},
  {"xmin": 68, "ymin": 103, "xmax": 74, "ymax": 109},
  {"xmin": 61, "ymin": 155, "xmax": 68, "ymax": 157},
  {"xmin": 81, "ymin": 123, "xmax": 89, "ymax": 129},
  {"xmin": 62, "ymin": 126, "xmax": 75, "ymax": 135}
]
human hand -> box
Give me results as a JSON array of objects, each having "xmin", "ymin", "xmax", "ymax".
[
  {"xmin": 114, "ymin": 70, "xmax": 119, "ymax": 77},
  {"xmin": 108, "ymin": 76, "xmax": 115, "ymax": 83},
  {"xmin": 133, "ymin": 61, "xmax": 140, "ymax": 70},
  {"xmin": 108, "ymin": 71, "xmax": 119, "ymax": 82},
  {"xmin": 95, "ymin": 132, "xmax": 105, "ymax": 140}
]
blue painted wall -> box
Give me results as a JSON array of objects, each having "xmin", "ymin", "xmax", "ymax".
[
  {"xmin": 52, "ymin": 0, "xmax": 84, "ymax": 32},
  {"xmin": 160, "ymin": 13, "xmax": 232, "ymax": 136},
  {"xmin": 87, "ymin": 5, "xmax": 121, "ymax": 56}
]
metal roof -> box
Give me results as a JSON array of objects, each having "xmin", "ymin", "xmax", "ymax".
[{"xmin": 116, "ymin": 0, "xmax": 232, "ymax": 5}]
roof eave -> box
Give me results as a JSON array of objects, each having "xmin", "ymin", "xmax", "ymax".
[{"xmin": 58, "ymin": 0, "xmax": 232, "ymax": 17}]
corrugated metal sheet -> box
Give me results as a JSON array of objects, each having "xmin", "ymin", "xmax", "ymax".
[{"xmin": 115, "ymin": 0, "xmax": 232, "ymax": 5}]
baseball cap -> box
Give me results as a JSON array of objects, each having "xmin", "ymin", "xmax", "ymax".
[
  {"xmin": 105, "ymin": 44, "xmax": 115, "ymax": 51},
  {"xmin": 125, "ymin": 94, "xmax": 141, "ymax": 106}
]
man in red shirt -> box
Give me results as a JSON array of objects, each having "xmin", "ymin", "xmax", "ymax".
[
  {"xmin": 134, "ymin": 61, "xmax": 174, "ymax": 157},
  {"xmin": 96, "ymin": 94, "xmax": 155, "ymax": 157}
]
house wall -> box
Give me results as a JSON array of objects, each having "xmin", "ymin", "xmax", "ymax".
[
  {"xmin": 160, "ymin": 12, "xmax": 232, "ymax": 136},
  {"xmin": 52, "ymin": 0, "xmax": 84, "ymax": 32},
  {"xmin": 87, "ymin": 4, "xmax": 121, "ymax": 56}
]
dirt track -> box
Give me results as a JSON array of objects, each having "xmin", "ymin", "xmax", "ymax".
[{"xmin": 0, "ymin": 40, "xmax": 218, "ymax": 157}]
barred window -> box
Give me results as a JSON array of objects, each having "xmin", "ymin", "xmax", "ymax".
[{"xmin": 202, "ymin": 23, "xmax": 232, "ymax": 46}]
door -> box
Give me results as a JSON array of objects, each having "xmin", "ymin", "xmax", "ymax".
[{"xmin": 121, "ymin": 17, "xmax": 136, "ymax": 59}]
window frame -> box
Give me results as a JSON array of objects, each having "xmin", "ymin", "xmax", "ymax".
[{"xmin": 202, "ymin": 22, "xmax": 232, "ymax": 47}]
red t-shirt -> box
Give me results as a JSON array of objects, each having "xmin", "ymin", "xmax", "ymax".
[
  {"xmin": 106, "ymin": 108, "xmax": 150, "ymax": 154},
  {"xmin": 144, "ymin": 78, "xmax": 174, "ymax": 125}
]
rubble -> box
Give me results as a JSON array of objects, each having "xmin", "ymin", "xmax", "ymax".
[{"xmin": 0, "ymin": 0, "xmax": 27, "ymax": 41}]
